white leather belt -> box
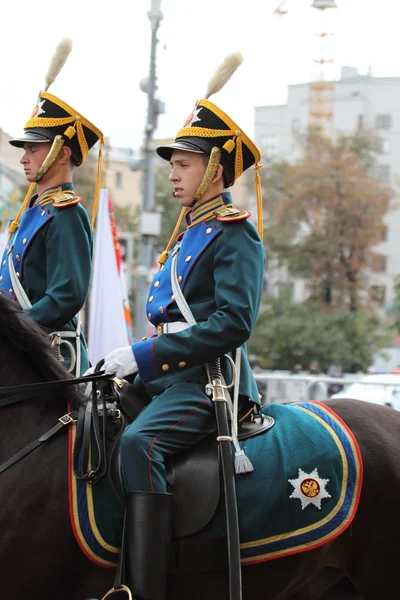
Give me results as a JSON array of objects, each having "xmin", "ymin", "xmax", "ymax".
[{"xmin": 157, "ymin": 322, "xmax": 191, "ymax": 335}]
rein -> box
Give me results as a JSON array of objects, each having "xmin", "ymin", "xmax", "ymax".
[
  {"xmin": 0, "ymin": 371, "xmax": 113, "ymax": 475},
  {"xmin": 0, "ymin": 372, "xmax": 112, "ymax": 408}
]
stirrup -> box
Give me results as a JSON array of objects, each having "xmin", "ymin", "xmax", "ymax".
[{"xmin": 101, "ymin": 585, "xmax": 133, "ymax": 599}]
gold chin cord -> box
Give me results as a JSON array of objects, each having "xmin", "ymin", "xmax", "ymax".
[
  {"xmin": 193, "ymin": 146, "xmax": 221, "ymax": 201},
  {"xmin": 34, "ymin": 135, "xmax": 66, "ymax": 182}
]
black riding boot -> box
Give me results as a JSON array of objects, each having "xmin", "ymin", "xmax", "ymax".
[{"xmin": 124, "ymin": 491, "xmax": 173, "ymax": 600}]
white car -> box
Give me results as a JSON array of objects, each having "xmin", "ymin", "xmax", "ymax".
[{"xmin": 330, "ymin": 374, "xmax": 400, "ymax": 410}]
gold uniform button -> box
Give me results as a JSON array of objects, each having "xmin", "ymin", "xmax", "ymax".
[
  {"xmin": 185, "ymin": 255, "xmax": 191, "ymax": 262},
  {"xmin": 9, "ymin": 289, "xmax": 13, "ymax": 295},
  {"xmin": 16, "ymin": 255, "xmax": 20, "ymax": 261},
  {"xmin": 141, "ymin": 336, "xmax": 148, "ymax": 341},
  {"xmin": 22, "ymin": 238, "xmax": 27, "ymax": 245},
  {"xmin": 161, "ymin": 364, "xmax": 169, "ymax": 372},
  {"xmin": 41, "ymin": 210, "xmax": 45, "ymax": 217},
  {"xmin": 206, "ymin": 227, "xmax": 212, "ymax": 234},
  {"xmin": 179, "ymin": 361, "xmax": 187, "ymax": 368},
  {"xmin": 147, "ymin": 312, "xmax": 152, "ymax": 319},
  {"xmin": 16, "ymin": 272, "xmax": 20, "ymax": 278},
  {"xmin": 0, "ymin": 276, "xmax": 2, "ymax": 282},
  {"xmin": 148, "ymin": 296, "xmax": 154, "ymax": 302},
  {"xmin": 178, "ymin": 275, "xmax": 182, "ymax": 283},
  {"xmin": 154, "ymin": 281, "xmax": 160, "ymax": 288},
  {"xmin": 2, "ymin": 260, "xmax": 5, "ymax": 266},
  {"xmin": 159, "ymin": 306, "xmax": 164, "ymax": 314},
  {"xmin": 160, "ymin": 264, "xmax": 164, "ymax": 271},
  {"xmin": 171, "ymin": 294, "xmax": 175, "ymax": 300}
]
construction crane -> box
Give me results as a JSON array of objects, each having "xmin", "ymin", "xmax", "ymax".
[
  {"xmin": 273, "ymin": 0, "xmax": 338, "ymax": 138},
  {"xmin": 309, "ymin": 0, "xmax": 337, "ymax": 138}
]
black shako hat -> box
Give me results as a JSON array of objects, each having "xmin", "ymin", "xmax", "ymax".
[
  {"xmin": 9, "ymin": 92, "xmax": 103, "ymax": 166},
  {"xmin": 156, "ymin": 99, "xmax": 261, "ymax": 187}
]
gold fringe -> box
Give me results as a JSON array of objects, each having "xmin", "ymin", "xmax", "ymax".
[
  {"xmin": 254, "ymin": 163, "xmax": 263, "ymax": 240},
  {"xmin": 8, "ymin": 182, "xmax": 36, "ymax": 240},
  {"xmin": 158, "ymin": 207, "xmax": 186, "ymax": 265},
  {"xmin": 91, "ymin": 145, "xmax": 104, "ymax": 229}
]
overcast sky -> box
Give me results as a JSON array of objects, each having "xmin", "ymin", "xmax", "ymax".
[{"xmin": 0, "ymin": 0, "xmax": 396, "ymax": 151}]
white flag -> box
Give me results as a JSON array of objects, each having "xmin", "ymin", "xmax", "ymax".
[{"xmin": 88, "ymin": 188, "xmax": 131, "ymax": 366}]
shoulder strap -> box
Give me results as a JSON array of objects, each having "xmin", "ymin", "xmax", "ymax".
[
  {"xmin": 7, "ymin": 246, "xmax": 32, "ymax": 309},
  {"xmin": 171, "ymin": 249, "xmax": 196, "ymax": 326},
  {"xmin": 170, "ymin": 248, "xmax": 246, "ymax": 467}
]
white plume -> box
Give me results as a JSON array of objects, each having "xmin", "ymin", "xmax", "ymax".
[
  {"xmin": 204, "ymin": 51, "xmax": 243, "ymax": 99},
  {"xmin": 44, "ymin": 38, "xmax": 73, "ymax": 91}
]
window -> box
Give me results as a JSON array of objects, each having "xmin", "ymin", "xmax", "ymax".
[
  {"xmin": 261, "ymin": 135, "xmax": 278, "ymax": 158},
  {"xmin": 115, "ymin": 171, "xmax": 123, "ymax": 189},
  {"xmin": 376, "ymin": 138, "xmax": 392, "ymax": 154},
  {"xmin": 376, "ymin": 164, "xmax": 391, "ymax": 184},
  {"xmin": 370, "ymin": 285, "xmax": 386, "ymax": 306},
  {"xmin": 291, "ymin": 119, "xmax": 301, "ymax": 132},
  {"xmin": 381, "ymin": 139, "xmax": 392, "ymax": 154},
  {"xmin": 370, "ymin": 254, "xmax": 387, "ymax": 273},
  {"xmin": 375, "ymin": 114, "xmax": 392, "ymax": 129}
]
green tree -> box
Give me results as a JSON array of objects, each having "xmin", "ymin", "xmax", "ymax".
[
  {"xmin": 262, "ymin": 128, "xmax": 393, "ymax": 311},
  {"xmin": 247, "ymin": 292, "xmax": 392, "ymax": 373}
]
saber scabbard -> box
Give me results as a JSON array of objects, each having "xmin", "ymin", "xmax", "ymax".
[{"xmin": 209, "ymin": 359, "xmax": 242, "ymax": 600}]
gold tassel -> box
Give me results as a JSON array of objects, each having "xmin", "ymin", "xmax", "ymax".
[
  {"xmin": 158, "ymin": 207, "xmax": 186, "ymax": 265},
  {"xmin": 8, "ymin": 182, "xmax": 36, "ymax": 240},
  {"xmin": 91, "ymin": 145, "xmax": 104, "ymax": 229},
  {"xmin": 254, "ymin": 163, "xmax": 263, "ymax": 241}
]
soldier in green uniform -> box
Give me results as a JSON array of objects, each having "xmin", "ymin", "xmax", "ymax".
[
  {"xmin": 0, "ymin": 92, "xmax": 104, "ymax": 375},
  {"xmin": 98, "ymin": 54, "xmax": 266, "ymax": 600}
]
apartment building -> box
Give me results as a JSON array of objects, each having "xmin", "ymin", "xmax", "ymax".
[{"xmin": 255, "ymin": 67, "xmax": 400, "ymax": 308}]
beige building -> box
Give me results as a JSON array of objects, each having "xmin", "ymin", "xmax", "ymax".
[
  {"xmin": 0, "ymin": 128, "xmax": 26, "ymax": 227},
  {"xmin": 104, "ymin": 146, "xmax": 142, "ymax": 214}
]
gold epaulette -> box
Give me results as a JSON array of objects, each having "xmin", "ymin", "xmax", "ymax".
[
  {"xmin": 52, "ymin": 192, "xmax": 82, "ymax": 208},
  {"xmin": 213, "ymin": 206, "xmax": 251, "ymax": 222}
]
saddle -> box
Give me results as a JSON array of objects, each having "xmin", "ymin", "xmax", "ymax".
[{"xmin": 73, "ymin": 375, "xmax": 275, "ymax": 539}]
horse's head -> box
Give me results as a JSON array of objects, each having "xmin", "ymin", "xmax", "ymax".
[{"xmin": 0, "ymin": 294, "xmax": 83, "ymax": 406}]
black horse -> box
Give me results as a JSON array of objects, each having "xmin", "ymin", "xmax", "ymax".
[{"xmin": 1, "ymin": 293, "xmax": 398, "ymax": 600}]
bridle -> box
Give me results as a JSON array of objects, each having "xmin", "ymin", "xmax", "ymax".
[{"xmin": 0, "ymin": 370, "xmax": 113, "ymax": 475}]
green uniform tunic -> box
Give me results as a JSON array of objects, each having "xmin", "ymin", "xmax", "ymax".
[{"xmin": 0, "ymin": 182, "xmax": 93, "ymax": 374}]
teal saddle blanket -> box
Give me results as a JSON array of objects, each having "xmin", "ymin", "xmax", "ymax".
[{"xmin": 68, "ymin": 400, "xmax": 363, "ymax": 567}]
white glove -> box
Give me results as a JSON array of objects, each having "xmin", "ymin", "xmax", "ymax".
[
  {"xmin": 83, "ymin": 366, "xmax": 96, "ymax": 376},
  {"xmin": 103, "ymin": 346, "xmax": 138, "ymax": 380}
]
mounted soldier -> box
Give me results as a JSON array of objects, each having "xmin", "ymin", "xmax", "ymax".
[
  {"xmin": 0, "ymin": 39, "xmax": 104, "ymax": 375},
  {"xmin": 96, "ymin": 52, "xmax": 266, "ymax": 600}
]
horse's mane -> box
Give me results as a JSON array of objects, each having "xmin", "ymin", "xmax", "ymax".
[{"xmin": 0, "ymin": 295, "xmax": 83, "ymax": 405}]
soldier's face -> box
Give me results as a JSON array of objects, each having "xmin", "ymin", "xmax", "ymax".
[
  {"xmin": 169, "ymin": 150, "xmax": 207, "ymax": 206},
  {"xmin": 20, "ymin": 142, "xmax": 52, "ymax": 182}
]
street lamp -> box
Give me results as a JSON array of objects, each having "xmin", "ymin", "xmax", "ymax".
[{"xmin": 135, "ymin": 0, "xmax": 164, "ymax": 340}]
